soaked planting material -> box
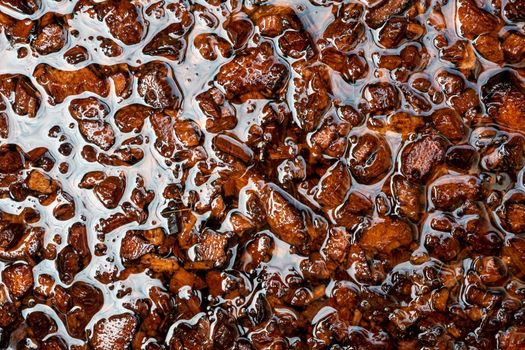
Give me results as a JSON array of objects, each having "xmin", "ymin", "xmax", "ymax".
[{"xmin": 0, "ymin": 0, "xmax": 524, "ymax": 348}]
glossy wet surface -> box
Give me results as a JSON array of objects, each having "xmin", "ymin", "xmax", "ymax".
[{"xmin": 0, "ymin": 0, "xmax": 524, "ymax": 349}]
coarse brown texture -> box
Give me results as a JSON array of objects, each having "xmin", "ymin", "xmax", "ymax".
[{"xmin": 0, "ymin": 0, "xmax": 524, "ymax": 349}]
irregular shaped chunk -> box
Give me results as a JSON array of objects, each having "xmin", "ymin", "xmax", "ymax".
[
  {"xmin": 440, "ymin": 40, "xmax": 477, "ymax": 73},
  {"xmin": 0, "ymin": 74, "xmax": 41, "ymax": 117},
  {"xmin": 0, "ymin": 300, "xmax": 18, "ymax": 327},
  {"xmin": 98, "ymin": 37, "xmax": 122, "ymax": 57},
  {"xmin": 194, "ymin": 33, "xmax": 232, "ymax": 61},
  {"xmin": 56, "ymin": 245, "xmax": 82, "ymax": 284},
  {"xmin": 401, "ymin": 85, "xmax": 432, "ymax": 113},
  {"xmin": 34, "ymin": 64, "xmax": 109, "ymax": 105},
  {"xmin": 314, "ymin": 160, "xmax": 351, "ymax": 209},
  {"xmin": 483, "ymin": 136, "xmax": 525, "ymax": 173},
  {"xmin": 66, "ymin": 282, "xmax": 104, "ymax": 338},
  {"xmin": 135, "ymin": 61, "xmax": 181, "ymax": 109},
  {"xmin": 392, "ymin": 175, "xmax": 422, "ymax": 222},
  {"xmin": 175, "ymin": 119, "xmax": 202, "ymax": 148},
  {"xmin": 68, "ymin": 222, "xmax": 90, "ymax": 259},
  {"xmin": 0, "ymin": 144, "xmax": 24, "ymax": 174},
  {"xmin": 53, "ymin": 192, "xmax": 76, "ymax": 221},
  {"xmin": 359, "ymin": 82, "xmax": 400, "ymax": 115},
  {"xmin": 96, "ymin": 0, "xmax": 144, "ymax": 45},
  {"xmin": 431, "ymin": 108, "xmax": 466, "ymax": 142},
  {"xmin": 321, "ymin": 48, "xmax": 368, "ymax": 83},
  {"xmin": 120, "ymin": 231, "xmax": 153, "ymax": 261},
  {"xmin": 191, "ymin": 230, "xmax": 230, "ymax": 269},
  {"xmin": 365, "ymin": 0, "xmax": 413, "ymax": 29},
  {"xmin": 79, "ymin": 120, "xmax": 115, "ymax": 150},
  {"xmin": 0, "ymin": 109, "xmax": 7, "ymax": 139},
  {"xmin": 249, "ymin": 6, "xmax": 302, "ymax": 37},
  {"xmin": 424, "ymin": 230, "xmax": 460, "ymax": 261},
  {"xmin": 498, "ymin": 192, "xmax": 525, "ymax": 234},
  {"xmin": 69, "ymin": 97, "xmax": 109, "ymax": 120},
  {"xmin": 63, "ymin": 46, "xmax": 89, "ymax": 64},
  {"xmin": 169, "ymin": 315, "xmax": 212, "ymax": 350},
  {"xmin": 333, "ymin": 191, "xmax": 373, "ymax": 228},
  {"xmin": 90, "ymin": 313, "xmax": 137, "ymax": 350},
  {"xmin": 196, "ymin": 88, "xmax": 237, "ymax": 133},
  {"xmin": 456, "ymin": 0, "xmax": 500, "ymax": 39},
  {"xmin": 482, "ymin": 70, "xmax": 525, "ymax": 132},
  {"xmin": 0, "ymin": 210, "xmax": 43, "ymax": 262},
  {"xmin": 0, "ymin": 0, "xmax": 39, "ymax": 14},
  {"xmin": 386, "ymin": 112, "xmax": 424, "ymax": 135},
  {"xmin": 2, "ymin": 263, "xmax": 33, "ymax": 298},
  {"xmin": 33, "ymin": 22, "xmax": 66, "ymax": 55},
  {"xmin": 446, "ymin": 145, "xmax": 478, "ymax": 171},
  {"xmin": 322, "ymin": 227, "xmax": 351, "ymax": 263},
  {"xmin": 476, "ymin": 256, "xmax": 507, "ymax": 285},
  {"xmin": 26, "ymin": 170, "xmax": 56, "ymax": 195},
  {"xmin": 213, "ymin": 134, "xmax": 253, "ymax": 163},
  {"xmin": 69, "ymin": 97, "xmax": 114, "ymax": 150},
  {"xmin": 502, "ymin": 32, "xmax": 525, "ymax": 63},
  {"xmin": 503, "ymin": 236, "xmax": 525, "ymax": 274},
  {"xmin": 309, "ymin": 117, "xmax": 348, "ymax": 158},
  {"xmin": 224, "ymin": 16, "xmax": 253, "ymax": 49},
  {"xmin": 401, "ymin": 136, "xmax": 446, "ymax": 183},
  {"xmin": 114, "ymin": 104, "xmax": 153, "ymax": 133},
  {"xmin": 378, "ymin": 17, "xmax": 409, "ymax": 49},
  {"xmin": 259, "ymin": 183, "xmax": 310, "ymax": 249},
  {"xmin": 293, "ymin": 64, "xmax": 332, "ymax": 131},
  {"xmin": 279, "ymin": 30, "xmax": 314, "ymax": 59},
  {"xmin": 143, "ymin": 23, "xmax": 186, "ymax": 61},
  {"xmin": 150, "ymin": 112, "xmax": 177, "ymax": 157},
  {"xmin": 430, "ymin": 175, "xmax": 486, "ymax": 210},
  {"xmin": 26, "ymin": 311, "xmax": 58, "ymax": 341},
  {"xmin": 359, "ymin": 217, "xmax": 413, "ymax": 254},
  {"xmin": 498, "ymin": 327, "xmax": 525, "ymax": 350},
  {"xmin": 324, "ymin": 12, "xmax": 364, "ymax": 52},
  {"xmin": 474, "ymin": 34, "xmax": 503, "ymax": 64},
  {"xmin": 450, "ymin": 88, "xmax": 479, "ymax": 115},
  {"xmin": 504, "ymin": 0, "xmax": 525, "ymax": 23},
  {"xmin": 94, "ymin": 175, "xmax": 125, "ymax": 209},
  {"xmin": 350, "ymin": 133, "xmax": 392, "ymax": 184},
  {"xmin": 435, "ymin": 70, "xmax": 464, "ymax": 96},
  {"xmin": 242, "ymin": 233, "xmax": 274, "ymax": 271},
  {"xmin": 216, "ymin": 43, "xmax": 288, "ymax": 102}
]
